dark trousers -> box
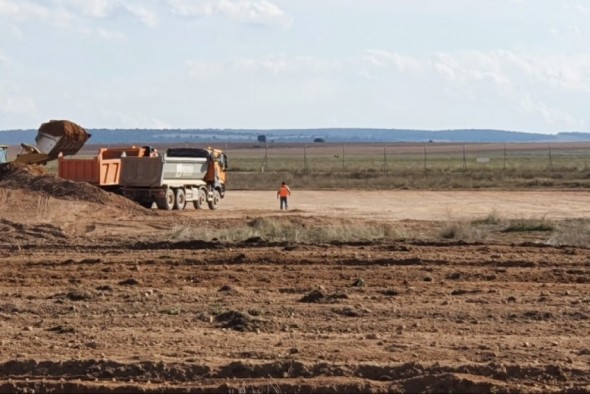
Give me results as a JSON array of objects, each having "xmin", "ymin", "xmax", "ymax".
[{"xmin": 280, "ymin": 197, "xmax": 288, "ymax": 210}]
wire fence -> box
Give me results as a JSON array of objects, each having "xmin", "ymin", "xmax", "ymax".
[{"xmin": 226, "ymin": 142, "xmax": 590, "ymax": 174}]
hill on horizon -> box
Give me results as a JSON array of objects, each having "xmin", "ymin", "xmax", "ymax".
[{"xmin": 1, "ymin": 127, "xmax": 590, "ymax": 146}]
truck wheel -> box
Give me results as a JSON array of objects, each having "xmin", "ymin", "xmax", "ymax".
[
  {"xmin": 207, "ymin": 190, "xmax": 221, "ymax": 210},
  {"xmin": 158, "ymin": 189, "xmax": 174, "ymax": 210},
  {"xmin": 193, "ymin": 188, "xmax": 206, "ymax": 209},
  {"xmin": 174, "ymin": 188, "xmax": 186, "ymax": 210},
  {"xmin": 140, "ymin": 201, "xmax": 154, "ymax": 209}
]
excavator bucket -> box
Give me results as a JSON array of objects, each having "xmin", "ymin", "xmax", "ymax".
[
  {"xmin": 36, "ymin": 120, "xmax": 91, "ymax": 161},
  {"xmin": 15, "ymin": 120, "xmax": 91, "ymax": 165}
]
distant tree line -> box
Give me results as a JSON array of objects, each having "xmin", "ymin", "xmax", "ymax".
[{"xmin": 2, "ymin": 128, "xmax": 590, "ymax": 146}]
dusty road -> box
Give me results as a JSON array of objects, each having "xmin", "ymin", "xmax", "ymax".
[
  {"xmin": 0, "ymin": 165, "xmax": 589, "ymax": 393},
  {"xmin": 206, "ymin": 190, "xmax": 590, "ymax": 221}
]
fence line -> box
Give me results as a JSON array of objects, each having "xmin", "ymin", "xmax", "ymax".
[{"xmin": 230, "ymin": 142, "xmax": 590, "ymax": 174}]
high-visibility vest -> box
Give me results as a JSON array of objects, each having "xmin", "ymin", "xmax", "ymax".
[{"xmin": 278, "ymin": 185, "xmax": 290, "ymax": 197}]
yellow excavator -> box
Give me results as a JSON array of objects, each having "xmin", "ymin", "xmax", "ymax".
[{"xmin": 8, "ymin": 120, "xmax": 91, "ymax": 165}]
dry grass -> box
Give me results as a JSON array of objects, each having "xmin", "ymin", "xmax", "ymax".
[
  {"xmin": 224, "ymin": 217, "xmax": 402, "ymax": 243},
  {"xmin": 440, "ymin": 212, "xmax": 588, "ymax": 244},
  {"xmin": 502, "ymin": 218, "xmax": 555, "ymax": 233},
  {"xmin": 549, "ymin": 220, "xmax": 590, "ymax": 247},
  {"xmin": 169, "ymin": 217, "xmax": 403, "ymax": 243},
  {"xmin": 164, "ymin": 212, "xmax": 590, "ymax": 247},
  {"xmin": 227, "ymin": 169, "xmax": 590, "ymax": 191},
  {"xmin": 440, "ymin": 221, "xmax": 487, "ymax": 242}
]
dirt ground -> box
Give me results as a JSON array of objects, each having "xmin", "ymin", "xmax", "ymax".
[{"xmin": 0, "ymin": 164, "xmax": 589, "ymax": 393}]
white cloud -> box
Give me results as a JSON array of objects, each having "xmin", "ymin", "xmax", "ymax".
[
  {"xmin": 60, "ymin": 0, "xmax": 159, "ymax": 26},
  {"xmin": 563, "ymin": 2, "xmax": 588, "ymax": 13},
  {"xmin": 169, "ymin": 0, "xmax": 292, "ymax": 27},
  {"xmin": 361, "ymin": 49, "xmax": 590, "ymax": 94},
  {"xmin": 570, "ymin": 25, "xmax": 581, "ymax": 35},
  {"xmin": 0, "ymin": 81, "xmax": 36, "ymax": 114},
  {"xmin": 185, "ymin": 60, "xmax": 225, "ymax": 80},
  {"xmin": 1, "ymin": 96, "xmax": 36, "ymax": 114},
  {"xmin": 124, "ymin": 4, "xmax": 158, "ymax": 27},
  {"xmin": 96, "ymin": 27, "xmax": 127, "ymax": 41},
  {"xmin": 364, "ymin": 50, "xmax": 423, "ymax": 74},
  {"xmin": 519, "ymin": 94, "xmax": 579, "ymax": 127},
  {"xmin": 0, "ymin": 1, "xmax": 588, "ymax": 132},
  {"xmin": 100, "ymin": 110, "xmax": 172, "ymax": 129},
  {"xmin": 0, "ymin": 0, "xmax": 49, "ymax": 20},
  {"xmin": 0, "ymin": 50, "xmax": 9, "ymax": 67},
  {"xmin": 218, "ymin": 0, "xmax": 290, "ymax": 26},
  {"xmin": 3, "ymin": 23, "xmax": 23, "ymax": 38},
  {"xmin": 58, "ymin": 0, "xmax": 117, "ymax": 18},
  {"xmin": 0, "ymin": 0, "xmax": 158, "ymax": 28},
  {"xmin": 432, "ymin": 52, "xmax": 459, "ymax": 81},
  {"xmin": 168, "ymin": 0, "xmax": 213, "ymax": 17},
  {"xmin": 186, "ymin": 55, "xmax": 340, "ymax": 80},
  {"xmin": 502, "ymin": 52, "xmax": 590, "ymax": 92}
]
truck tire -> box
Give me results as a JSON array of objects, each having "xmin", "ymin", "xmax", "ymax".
[
  {"xmin": 193, "ymin": 188, "xmax": 207, "ymax": 209},
  {"xmin": 140, "ymin": 201, "xmax": 154, "ymax": 209},
  {"xmin": 174, "ymin": 188, "xmax": 186, "ymax": 210},
  {"xmin": 157, "ymin": 188, "xmax": 174, "ymax": 210},
  {"xmin": 208, "ymin": 190, "xmax": 221, "ymax": 210}
]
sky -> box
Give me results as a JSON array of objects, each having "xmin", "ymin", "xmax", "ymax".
[{"xmin": 0, "ymin": 0, "xmax": 589, "ymax": 133}]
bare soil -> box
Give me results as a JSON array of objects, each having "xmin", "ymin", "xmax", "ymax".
[{"xmin": 0, "ymin": 164, "xmax": 589, "ymax": 393}]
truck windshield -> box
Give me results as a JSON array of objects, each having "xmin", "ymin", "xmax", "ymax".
[{"xmin": 221, "ymin": 154, "xmax": 228, "ymax": 170}]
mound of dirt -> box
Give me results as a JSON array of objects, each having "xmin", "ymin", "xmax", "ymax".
[
  {"xmin": 214, "ymin": 310, "xmax": 276, "ymax": 333},
  {"xmin": 299, "ymin": 289, "xmax": 349, "ymax": 303},
  {"xmin": 0, "ymin": 162, "xmax": 149, "ymax": 214},
  {"xmin": 38, "ymin": 120, "xmax": 90, "ymax": 142},
  {"xmin": 0, "ymin": 161, "xmax": 47, "ymax": 178}
]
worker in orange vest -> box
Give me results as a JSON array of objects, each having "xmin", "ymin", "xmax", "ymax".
[{"xmin": 277, "ymin": 181, "xmax": 292, "ymax": 210}]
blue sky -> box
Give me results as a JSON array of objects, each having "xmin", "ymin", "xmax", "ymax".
[{"xmin": 0, "ymin": 0, "xmax": 588, "ymax": 133}]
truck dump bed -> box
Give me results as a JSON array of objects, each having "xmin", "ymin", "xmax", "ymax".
[
  {"xmin": 120, "ymin": 150, "xmax": 209, "ymax": 188},
  {"xmin": 58, "ymin": 147, "xmax": 148, "ymax": 186}
]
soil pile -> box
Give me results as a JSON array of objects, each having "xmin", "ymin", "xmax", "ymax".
[
  {"xmin": 0, "ymin": 161, "xmax": 149, "ymax": 214},
  {"xmin": 38, "ymin": 120, "xmax": 90, "ymax": 142},
  {"xmin": 0, "ymin": 161, "xmax": 48, "ymax": 179}
]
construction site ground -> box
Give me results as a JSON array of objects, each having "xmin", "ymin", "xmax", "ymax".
[{"xmin": 0, "ymin": 165, "xmax": 589, "ymax": 393}]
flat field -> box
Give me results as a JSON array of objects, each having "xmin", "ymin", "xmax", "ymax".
[{"xmin": 0, "ymin": 163, "xmax": 589, "ymax": 393}]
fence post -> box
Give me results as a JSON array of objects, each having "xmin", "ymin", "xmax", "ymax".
[
  {"xmin": 462, "ymin": 144, "xmax": 466, "ymax": 172},
  {"xmin": 342, "ymin": 145, "xmax": 345, "ymax": 171},
  {"xmin": 303, "ymin": 143, "xmax": 309, "ymax": 173},
  {"xmin": 549, "ymin": 143, "xmax": 553, "ymax": 173},
  {"xmin": 423, "ymin": 143, "xmax": 427, "ymax": 172},
  {"xmin": 383, "ymin": 145, "xmax": 388, "ymax": 174},
  {"xmin": 259, "ymin": 143, "xmax": 268, "ymax": 172},
  {"xmin": 503, "ymin": 143, "xmax": 507, "ymax": 172}
]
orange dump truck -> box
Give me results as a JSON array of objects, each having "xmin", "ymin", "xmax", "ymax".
[
  {"xmin": 120, "ymin": 147, "xmax": 227, "ymax": 210},
  {"xmin": 58, "ymin": 146, "xmax": 157, "ymax": 191}
]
